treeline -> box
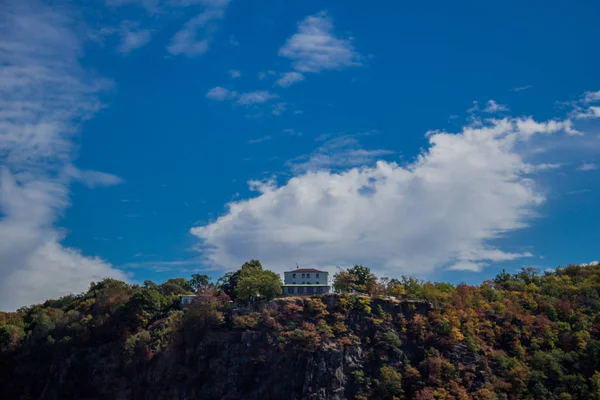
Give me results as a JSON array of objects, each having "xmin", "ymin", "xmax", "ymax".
[{"xmin": 3, "ymin": 262, "xmax": 600, "ymax": 399}]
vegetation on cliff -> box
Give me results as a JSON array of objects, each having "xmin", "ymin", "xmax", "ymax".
[{"xmin": 2, "ymin": 262, "xmax": 600, "ymax": 399}]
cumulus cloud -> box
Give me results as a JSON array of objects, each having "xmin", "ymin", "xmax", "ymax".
[
  {"xmin": 569, "ymin": 90, "xmax": 600, "ymax": 120},
  {"xmin": 237, "ymin": 91, "xmax": 278, "ymax": 105},
  {"xmin": 484, "ymin": 100, "xmax": 509, "ymax": 113},
  {"xmin": 0, "ymin": 0, "xmax": 126, "ymax": 311},
  {"xmin": 167, "ymin": 0, "xmax": 230, "ymax": 56},
  {"xmin": 205, "ymin": 86, "xmax": 279, "ymax": 112},
  {"xmin": 206, "ymin": 86, "xmax": 237, "ymax": 100},
  {"xmin": 275, "ymin": 71, "xmax": 305, "ymax": 87},
  {"xmin": 191, "ymin": 115, "xmax": 583, "ymax": 278},
  {"xmin": 279, "ymin": 11, "xmax": 362, "ymax": 73}
]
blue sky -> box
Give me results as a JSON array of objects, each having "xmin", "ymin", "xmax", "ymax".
[{"xmin": 1, "ymin": 0, "xmax": 600, "ymax": 310}]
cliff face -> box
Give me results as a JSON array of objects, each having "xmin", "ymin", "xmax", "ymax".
[{"xmin": 5, "ymin": 296, "xmax": 433, "ymax": 400}]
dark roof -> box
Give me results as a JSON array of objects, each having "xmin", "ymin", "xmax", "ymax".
[{"xmin": 287, "ymin": 268, "xmax": 325, "ymax": 273}]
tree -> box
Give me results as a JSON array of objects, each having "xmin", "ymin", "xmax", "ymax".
[
  {"xmin": 234, "ymin": 261, "xmax": 282, "ymax": 303},
  {"xmin": 217, "ymin": 271, "xmax": 240, "ymax": 300},
  {"xmin": 374, "ymin": 365, "xmax": 403, "ymax": 399},
  {"xmin": 333, "ymin": 265, "xmax": 378, "ymax": 294},
  {"xmin": 190, "ymin": 274, "xmax": 210, "ymax": 291},
  {"xmin": 159, "ymin": 278, "xmax": 193, "ymax": 296},
  {"xmin": 333, "ymin": 270, "xmax": 355, "ymax": 293}
]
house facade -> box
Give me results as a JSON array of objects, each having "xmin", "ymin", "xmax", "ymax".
[{"xmin": 282, "ymin": 268, "xmax": 330, "ymax": 295}]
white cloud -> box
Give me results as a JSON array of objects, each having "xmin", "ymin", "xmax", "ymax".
[
  {"xmin": 206, "ymin": 86, "xmax": 237, "ymax": 100},
  {"xmin": 272, "ymin": 102, "xmax": 287, "ymax": 116},
  {"xmin": 167, "ymin": 0, "xmax": 230, "ymax": 56},
  {"xmin": 191, "ymin": 114, "xmax": 587, "ymax": 278},
  {"xmin": 573, "ymin": 106, "xmax": 600, "ymax": 120},
  {"xmin": 247, "ymin": 135, "xmax": 271, "ymax": 144},
  {"xmin": 236, "ymin": 91, "xmax": 278, "ymax": 105},
  {"xmin": 105, "ymin": 0, "xmax": 162, "ymax": 13},
  {"xmin": 275, "ymin": 71, "xmax": 305, "ymax": 87},
  {"xmin": 229, "ymin": 69, "xmax": 241, "ymax": 79},
  {"xmin": 511, "ymin": 85, "xmax": 532, "ymax": 92},
  {"xmin": 484, "ymin": 100, "xmax": 509, "ymax": 113},
  {"xmin": 515, "ymin": 117, "xmax": 580, "ymax": 137},
  {"xmin": 584, "ymin": 91, "xmax": 600, "ymax": 104},
  {"xmin": 65, "ymin": 166, "xmax": 125, "ymax": 188},
  {"xmin": 118, "ymin": 26, "xmax": 152, "ymax": 54},
  {"xmin": 279, "ymin": 11, "xmax": 362, "ymax": 73},
  {"xmin": 288, "ymin": 134, "xmax": 394, "ymax": 173},
  {"xmin": 569, "ymin": 90, "xmax": 600, "ymax": 120},
  {"xmin": 258, "ymin": 70, "xmax": 276, "ymax": 80},
  {"xmin": 206, "ymin": 86, "xmax": 279, "ymax": 109},
  {"xmin": 577, "ymin": 162, "xmax": 598, "ymax": 171},
  {"xmin": 0, "ymin": 0, "xmax": 126, "ymax": 311},
  {"xmin": 284, "ymin": 128, "xmax": 302, "ymax": 137}
]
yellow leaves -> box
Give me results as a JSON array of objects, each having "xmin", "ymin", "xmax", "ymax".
[
  {"xmin": 575, "ymin": 330, "xmax": 591, "ymax": 350},
  {"xmin": 451, "ymin": 327, "xmax": 465, "ymax": 342}
]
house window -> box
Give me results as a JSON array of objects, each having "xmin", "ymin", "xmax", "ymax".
[
  {"xmin": 287, "ymin": 287, "xmax": 294, "ymax": 294},
  {"xmin": 307, "ymin": 273, "xmax": 310, "ymax": 278},
  {"xmin": 307, "ymin": 287, "xmax": 313, "ymax": 294},
  {"xmin": 302, "ymin": 273, "xmax": 305, "ymax": 278},
  {"xmin": 293, "ymin": 273, "xmax": 296, "ymax": 278},
  {"xmin": 316, "ymin": 273, "xmax": 319, "ymax": 278}
]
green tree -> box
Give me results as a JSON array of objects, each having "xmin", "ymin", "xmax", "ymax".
[
  {"xmin": 159, "ymin": 278, "xmax": 193, "ymax": 296},
  {"xmin": 234, "ymin": 261, "xmax": 282, "ymax": 303},
  {"xmin": 374, "ymin": 365, "xmax": 403, "ymax": 398},
  {"xmin": 190, "ymin": 274, "xmax": 210, "ymax": 291},
  {"xmin": 348, "ymin": 265, "xmax": 377, "ymax": 290}
]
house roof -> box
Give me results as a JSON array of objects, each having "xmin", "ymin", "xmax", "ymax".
[{"xmin": 287, "ymin": 268, "xmax": 325, "ymax": 273}]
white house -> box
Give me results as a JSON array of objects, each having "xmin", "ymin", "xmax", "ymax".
[
  {"xmin": 282, "ymin": 268, "xmax": 330, "ymax": 295},
  {"xmin": 180, "ymin": 295, "xmax": 196, "ymax": 306}
]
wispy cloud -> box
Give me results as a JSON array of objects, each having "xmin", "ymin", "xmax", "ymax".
[
  {"xmin": 206, "ymin": 86, "xmax": 237, "ymax": 100},
  {"xmin": 247, "ymin": 135, "xmax": 271, "ymax": 144},
  {"xmin": 237, "ymin": 91, "xmax": 278, "ymax": 105},
  {"xmin": 287, "ymin": 133, "xmax": 393, "ymax": 173},
  {"xmin": 275, "ymin": 71, "xmax": 305, "ymax": 87},
  {"xmin": 271, "ymin": 102, "xmax": 287, "ymax": 116},
  {"xmin": 258, "ymin": 70, "xmax": 276, "ymax": 80},
  {"xmin": 0, "ymin": 0, "xmax": 126, "ymax": 311},
  {"xmin": 167, "ymin": 0, "xmax": 230, "ymax": 56},
  {"xmin": 566, "ymin": 189, "xmax": 592, "ymax": 195},
  {"xmin": 577, "ymin": 162, "xmax": 598, "ymax": 171},
  {"xmin": 569, "ymin": 90, "xmax": 600, "ymax": 120},
  {"xmin": 279, "ymin": 11, "xmax": 362, "ymax": 73},
  {"xmin": 229, "ymin": 69, "xmax": 241, "ymax": 79},
  {"xmin": 484, "ymin": 100, "xmax": 509, "ymax": 113},
  {"xmin": 284, "ymin": 128, "xmax": 302, "ymax": 137},
  {"xmin": 118, "ymin": 25, "xmax": 152, "ymax": 54},
  {"xmin": 511, "ymin": 85, "xmax": 532, "ymax": 92}
]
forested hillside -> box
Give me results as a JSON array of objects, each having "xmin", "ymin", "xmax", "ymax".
[{"xmin": 2, "ymin": 262, "xmax": 600, "ymax": 399}]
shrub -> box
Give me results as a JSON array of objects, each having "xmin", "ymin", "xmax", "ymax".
[{"xmin": 232, "ymin": 313, "xmax": 260, "ymax": 330}]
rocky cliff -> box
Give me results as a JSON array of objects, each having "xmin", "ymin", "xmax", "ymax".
[{"xmin": 4, "ymin": 296, "xmax": 433, "ymax": 400}]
